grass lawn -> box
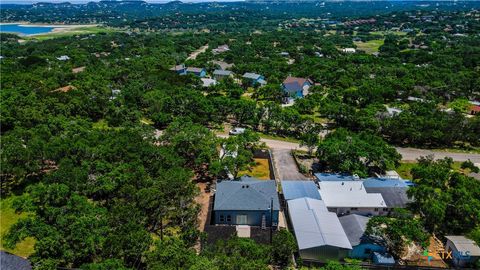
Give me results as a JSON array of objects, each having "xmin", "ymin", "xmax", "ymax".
[
  {"xmin": 370, "ymin": 30, "xmax": 407, "ymax": 36},
  {"xmin": 0, "ymin": 196, "xmax": 35, "ymax": 258},
  {"xmin": 397, "ymin": 161, "xmax": 472, "ymax": 179},
  {"xmin": 354, "ymin": 39, "xmax": 384, "ymax": 54},
  {"xmin": 238, "ymin": 158, "xmax": 271, "ymax": 180},
  {"xmin": 27, "ymin": 26, "xmax": 116, "ymax": 41}
]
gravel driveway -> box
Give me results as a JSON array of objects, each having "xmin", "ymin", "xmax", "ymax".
[{"xmin": 271, "ymin": 149, "xmax": 309, "ymax": 180}]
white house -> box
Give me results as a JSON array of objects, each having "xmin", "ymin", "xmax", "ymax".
[
  {"xmin": 56, "ymin": 55, "xmax": 70, "ymax": 61},
  {"xmin": 318, "ymin": 181, "xmax": 388, "ymax": 216},
  {"xmin": 342, "ymin": 48, "xmax": 356, "ymax": 53}
]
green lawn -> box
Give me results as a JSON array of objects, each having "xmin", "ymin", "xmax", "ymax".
[
  {"xmin": 354, "ymin": 39, "xmax": 384, "ymax": 54},
  {"xmin": 238, "ymin": 158, "xmax": 271, "ymax": 180},
  {"xmin": 27, "ymin": 26, "xmax": 116, "ymax": 41},
  {"xmin": 397, "ymin": 161, "xmax": 472, "ymax": 180},
  {"xmin": 370, "ymin": 30, "xmax": 407, "ymax": 36},
  {"xmin": 0, "ymin": 196, "xmax": 35, "ymax": 258}
]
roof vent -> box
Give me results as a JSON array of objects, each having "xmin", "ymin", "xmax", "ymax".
[
  {"xmin": 246, "ymin": 185, "xmax": 249, "ymax": 188},
  {"xmin": 341, "ymin": 182, "xmax": 344, "ymax": 185}
]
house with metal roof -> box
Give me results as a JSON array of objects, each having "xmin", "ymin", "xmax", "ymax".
[
  {"xmin": 0, "ymin": 251, "xmax": 31, "ymax": 270},
  {"xmin": 445, "ymin": 236, "xmax": 480, "ymax": 267},
  {"xmin": 281, "ymin": 180, "xmax": 321, "ymax": 201},
  {"xmin": 314, "ymin": 173, "xmax": 359, "ymax": 182},
  {"xmin": 318, "ymin": 181, "xmax": 388, "ymax": 216},
  {"xmin": 282, "ymin": 76, "xmax": 312, "ymax": 100},
  {"xmin": 213, "ymin": 177, "xmax": 280, "ymax": 227},
  {"xmin": 242, "ymin": 73, "xmax": 266, "ymax": 86},
  {"xmin": 339, "ymin": 214, "xmax": 386, "ymax": 259},
  {"xmin": 287, "ymin": 197, "xmax": 352, "ymax": 262},
  {"xmin": 186, "ymin": 67, "xmax": 207, "ymax": 77},
  {"xmin": 213, "ymin": 69, "xmax": 233, "ymax": 80},
  {"xmin": 169, "ymin": 64, "xmax": 187, "ymax": 75}
]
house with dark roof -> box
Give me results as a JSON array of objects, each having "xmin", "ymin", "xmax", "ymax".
[
  {"xmin": 0, "ymin": 251, "xmax": 31, "ymax": 270},
  {"xmin": 213, "ymin": 176, "xmax": 280, "ymax": 227},
  {"xmin": 282, "ymin": 76, "xmax": 312, "ymax": 100},
  {"xmin": 213, "ymin": 69, "xmax": 233, "ymax": 80},
  {"xmin": 339, "ymin": 214, "xmax": 387, "ymax": 259},
  {"xmin": 242, "ymin": 73, "xmax": 266, "ymax": 87},
  {"xmin": 186, "ymin": 67, "xmax": 207, "ymax": 77}
]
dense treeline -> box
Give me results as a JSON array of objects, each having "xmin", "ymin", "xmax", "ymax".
[{"xmin": 1, "ymin": 3, "xmax": 480, "ymax": 269}]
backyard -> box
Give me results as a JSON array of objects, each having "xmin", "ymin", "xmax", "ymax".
[
  {"xmin": 238, "ymin": 158, "xmax": 271, "ymax": 180},
  {"xmin": 0, "ymin": 196, "xmax": 35, "ymax": 258}
]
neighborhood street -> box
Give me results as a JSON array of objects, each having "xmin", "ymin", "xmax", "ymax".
[{"xmin": 257, "ymin": 138, "xmax": 480, "ymax": 163}]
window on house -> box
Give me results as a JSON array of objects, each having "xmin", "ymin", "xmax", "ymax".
[
  {"xmin": 383, "ymin": 208, "xmax": 389, "ymax": 211},
  {"xmin": 236, "ymin": 215, "xmax": 247, "ymax": 225},
  {"xmin": 351, "ymin": 207, "xmax": 358, "ymax": 211},
  {"xmin": 374, "ymin": 208, "xmax": 379, "ymax": 211},
  {"xmin": 219, "ymin": 215, "xmax": 225, "ymax": 222},
  {"xmin": 226, "ymin": 215, "xmax": 231, "ymax": 222},
  {"xmin": 365, "ymin": 248, "xmax": 372, "ymax": 255}
]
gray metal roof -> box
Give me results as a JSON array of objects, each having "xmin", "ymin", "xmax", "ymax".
[
  {"xmin": 314, "ymin": 173, "xmax": 357, "ymax": 182},
  {"xmin": 186, "ymin": 67, "xmax": 205, "ymax": 73},
  {"xmin": 338, "ymin": 214, "xmax": 370, "ymax": 246},
  {"xmin": 364, "ymin": 186, "xmax": 411, "ymax": 208},
  {"xmin": 214, "ymin": 178, "xmax": 280, "ymax": 211},
  {"xmin": 213, "ymin": 69, "xmax": 233, "ymax": 76},
  {"xmin": 281, "ymin": 181, "xmax": 321, "ymax": 201},
  {"xmin": 0, "ymin": 251, "xmax": 31, "ymax": 270},
  {"xmin": 287, "ymin": 198, "xmax": 352, "ymax": 250},
  {"xmin": 446, "ymin": 236, "xmax": 480, "ymax": 256},
  {"xmin": 243, "ymin": 72, "xmax": 262, "ymax": 80}
]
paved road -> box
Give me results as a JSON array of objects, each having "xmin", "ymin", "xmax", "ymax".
[
  {"xmin": 271, "ymin": 149, "xmax": 309, "ymax": 180},
  {"xmin": 259, "ymin": 138, "xmax": 480, "ymax": 163},
  {"xmin": 395, "ymin": 147, "xmax": 480, "ymax": 162},
  {"xmin": 218, "ymin": 134, "xmax": 480, "ymax": 163}
]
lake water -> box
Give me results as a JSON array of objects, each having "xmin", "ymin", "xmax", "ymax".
[{"xmin": 0, "ymin": 24, "xmax": 55, "ymax": 36}]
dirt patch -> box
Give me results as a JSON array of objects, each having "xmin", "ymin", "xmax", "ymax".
[{"xmin": 195, "ymin": 182, "xmax": 213, "ymax": 232}]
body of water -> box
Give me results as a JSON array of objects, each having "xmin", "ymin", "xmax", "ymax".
[{"xmin": 0, "ymin": 24, "xmax": 55, "ymax": 36}]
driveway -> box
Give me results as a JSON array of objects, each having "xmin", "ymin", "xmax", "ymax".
[{"xmin": 271, "ymin": 149, "xmax": 308, "ymax": 180}]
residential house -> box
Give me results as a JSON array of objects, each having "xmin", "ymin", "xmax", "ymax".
[
  {"xmin": 339, "ymin": 214, "xmax": 387, "ymax": 259},
  {"xmin": 314, "ymin": 173, "xmax": 359, "ymax": 182},
  {"xmin": 385, "ymin": 106, "xmax": 403, "ymax": 117},
  {"xmin": 342, "ymin": 48, "xmax": 356, "ymax": 53},
  {"xmin": 212, "ymin": 44, "xmax": 230, "ymax": 54},
  {"xmin": 201, "ymin": 78, "xmax": 217, "ymax": 87},
  {"xmin": 281, "ymin": 180, "xmax": 321, "ymax": 201},
  {"xmin": 242, "ymin": 73, "xmax": 266, "ymax": 87},
  {"xmin": 282, "ymin": 76, "xmax": 312, "ymax": 101},
  {"xmin": 1, "ymin": 251, "xmax": 32, "ymax": 270},
  {"xmin": 287, "ymin": 197, "xmax": 352, "ymax": 262},
  {"xmin": 213, "ymin": 176, "xmax": 280, "ymax": 227},
  {"xmin": 445, "ymin": 236, "xmax": 480, "ymax": 267},
  {"xmin": 280, "ymin": 52, "xmax": 290, "ymax": 57},
  {"xmin": 213, "ymin": 69, "xmax": 233, "ymax": 80},
  {"xmin": 56, "ymin": 55, "xmax": 70, "ymax": 61},
  {"xmin": 186, "ymin": 67, "xmax": 207, "ymax": 77},
  {"xmin": 169, "ymin": 64, "xmax": 187, "ymax": 75},
  {"xmin": 469, "ymin": 105, "xmax": 480, "ymax": 115},
  {"xmin": 318, "ymin": 181, "xmax": 388, "ymax": 216}
]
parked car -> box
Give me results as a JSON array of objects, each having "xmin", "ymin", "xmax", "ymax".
[{"xmin": 229, "ymin": 127, "xmax": 246, "ymax": 135}]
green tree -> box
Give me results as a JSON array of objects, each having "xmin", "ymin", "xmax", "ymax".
[
  {"xmin": 316, "ymin": 128, "xmax": 401, "ymax": 177},
  {"xmin": 271, "ymin": 229, "xmax": 297, "ymax": 267}
]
